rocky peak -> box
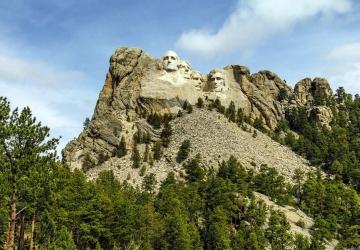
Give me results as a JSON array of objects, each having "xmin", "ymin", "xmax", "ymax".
[
  {"xmin": 293, "ymin": 77, "xmax": 333, "ymax": 107},
  {"xmin": 62, "ymin": 47, "xmax": 337, "ymax": 172}
]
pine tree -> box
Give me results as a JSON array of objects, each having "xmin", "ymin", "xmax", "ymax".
[
  {"xmin": 143, "ymin": 144, "xmax": 149, "ymax": 162},
  {"xmin": 187, "ymin": 104, "xmax": 193, "ymax": 114},
  {"xmin": 83, "ymin": 117, "xmax": 90, "ymax": 130},
  {"xmin": 278, "ymin": 88, "xmax": 288, "ymax": 101},
  {"xmin": 183, "ymin": 154, "xmax": 204, "ymax": 182},
  {"xmin": 182, "ymin": 100, "xmax": 189, "ymax": 110},
  {"xmin": 293, "ymin": 234, "xmax": 310, "ymax": 250},
  {"xmin": 143, "ymin": 132, "xmax": 151, "ymax": 144},
  {"xmin": 176, "ymin": 140, "xmax": 191, "ymax": 163},
  {"xmin": 95, "ymin": 241, "xmax": 102, "ymax": 250},
  {"xmin": 147, "ymin": 113, "xmax": 161, "ymax": 129},
  {"xmin": 0, "ymin": 98, "xmax": 58, "ymax": 250},
  {"xmin": 132, "ymin": 144, "xmax": 141, "ymax": 168},
  {"xmin": 225, "ymin": 101, "xmax": 236, "ymax": 122},
  {"xmin": 116, "ymin": 136, "xmax": 127, "ymax": 157},
  {"xmin": 265, "ymin": 210, "xmax": 292, "ymax": 249},
  {"xmin": 196, "ymin": 97, "xmax": 204, "ymax": 108},
  {"xmin": 142, "ymin": 173, "xmax": 157, "ymax": 193},
  {"xmin": 293, "ymin": 168, "xmax": 305, "ymax": 204},
  {"xmin": 153, "ymin": 141, "xmax": 162, "ymax": 160},
  {"xmin": 133, "ymin": 130, "xmax": 143, "ymax": 143},
  {"xmin": 236, "ymin": 108, "xmax": 244, "ymax": 125},
  {"xmin": 252, "ymin": 130, "xmax": 258, "ymax": 138},
  {"xmin": 139, "ymin": 165, "xmax": 146, "ymax": 176},
  {"xmin": 253, "ymin": 117, "xmax": 264, "ymax": 131},
  {"xmin": 161, "ymin": 122, "xmax": 173, "ymax": 147},
  {"xmin": 206, "ymin": 207, "xmax": 231, "ymax": 250},
  {"xmin": 48, "ymin": 226, "xmax": 77, "ymax": 250},
  {"xmin": 82, "ymin": 152, "xmax": 95, "ymax": 172},
  {"xmin": 160, "ymin": 199, "xmax": 192, "ymax": 250}
]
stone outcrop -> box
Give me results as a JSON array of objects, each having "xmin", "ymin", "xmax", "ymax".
[
  {"xmin": 62, "ymin": 47, "xmax": 337, "ymax": 172},
  {"xmin": 289, "ymin": 77, "xmax": 335, "ymax": 128},
  {"xmin": 293, "ymin": 77, "xmax": 333, "ymax": 107}
]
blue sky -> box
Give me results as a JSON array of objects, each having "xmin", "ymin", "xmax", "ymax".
[{"xmin": 1, "ymin": 0, "xmax": 360, "ymax": 152}]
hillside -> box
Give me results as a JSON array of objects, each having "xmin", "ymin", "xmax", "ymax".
[
  {"xmin": 86, "ymin": 108, "xmax": 313, "ymax": 186},
  {"xmin": 58, "ymin": 47, "xmax": 360, "ymax": 249}
]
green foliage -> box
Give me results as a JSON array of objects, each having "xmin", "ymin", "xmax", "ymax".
[
  {"xmin": 48, "ymin": 226, "xmax": 77, "ymax": 250},
  {"xmin": 206, "ymin": 207, "xmax": 232, "ymax": 250},
  {"xmin": 211, "ymin": 98, "xmax": 226, "ymax": 114},
  {"xmin": 176, "ymin": 139, "xmax": 191, "ymax": 163},
  {"xmin": 147, "ymin": 112, "xmax": 161, "ymax": 129},
  {"xmin": 139, "ymin": 165, "xmax": 146, "ymax": 176},
  {"xmin": 218, "ymin": 155, "xmax": 249, "ymax": 193},
  {"xmin": 132, "ymin": 144, "xmax": 141, "ymax": 168},
  {"xmin": 132, "ymin": 130, "xmax": 151, "ymax": 145},
  {"xmin": 153, "ymin": 141, "xmax": 162, "ymax": 160},
  {"xmin": 182, "ymin": 100, "xmax": 193, "ymax": 113},
  {"xmin": 294, "ymin": 234, "xmax": 310, "ymax": 250},
  {"xmin": 0, "ymin": 171, "xmax": 8, "ymax": 245},
  {"xmin": 182, "ymin": 100, "xmax": 189, "ymax": 110},
  {"xmin": 187, "ymin": 104, "xmax": 193, "ymax": 113},
  {"xmin": 252, "ymin": 130, "xmax": 258, "ymax": 138},
  {"xmin": 115, "ymin": 135, "xmax": 127, "ymax": 157},
  {"xmin": 196, "ymin": 97, "xmax": 204, "ymax": 108},
  {"xmin": 278, "ymin": 88, "xmax": 289, "ymax": 101},
  {"xmin": 160, "ymin": 200, "xmax": 193, "ymax": 250},
  {"xmin": 253, "ymin": 165, "xmax": 291, "ymax": 204},
  {"xmin": 0, "ymin": 97, "xmax": 58, "ymax": 249},
  {"xmin": 253, "ymin": 117, "xmax": 265, "ymax": 131},
  {"xmin": 236, "ymin": 108, "xmax": 244, "ymax": 125},
  {"xmin": 143, "ymin": 143, "xmax": 149, "ymax": 162},
  {"xmin": 265, "ymin": 210, "xmax": 292, "ymax": 249},
  {"xmin": 142, "ymin": 173, "xmax": 157, "ymax": 193},
  {"xmin": 225, "ymin": 101, "xmax": 236, "ymax": 122},
  {"xmin": 161, "ymin": 121, "xmax": 173, "ymax": 147},
  {"xmin": 133, "ymin": 130, "xmax": 143, "ymax": 144},
  {"xmin": 183, "ymin": 154, "xmax": 205, "ymax": 182},
  {"xmin": 83, "ymin": 117, "xmax": 90, "ymax": 130},
  {"xmin": 82, "ymin": 152, "xmax": 95, "ymax": 172},
  {"xmin": 2, "ymin": 94, "xmax": 360, "ymax": 249}
]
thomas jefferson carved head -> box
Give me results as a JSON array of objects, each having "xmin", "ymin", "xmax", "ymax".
[{"xmin": 179, "ymin": 60, "xmax": 192, "ymax": 79}]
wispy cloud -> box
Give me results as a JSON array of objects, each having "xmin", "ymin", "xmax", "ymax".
[
  {"xmin": 0, "ymin": 50, "xmax": 97, "ymax": 153},
  {"xmin": 176, "ymin": 0, "xmax": 352, "ymax": 56},
  {"xmin": 327, "ymin": 42, "xmax": 360, "ymax": 61},
  {"xmin": 324, "ymin": 42, "xmax": 360, "ymax": 94}
]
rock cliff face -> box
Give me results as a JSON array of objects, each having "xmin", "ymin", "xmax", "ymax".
[{"xmin": 62, "ymin": 47, "xmax": 335, "ymax": 173}]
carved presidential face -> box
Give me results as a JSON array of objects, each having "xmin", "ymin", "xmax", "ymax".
[
  {"xmin": 210, "ymin": 71, "xmax": 226, "ymax": 92},
  {"xmin": 191, "ymin": 71, "xmax": 203, "ymax": 90},
  {"xmin": 179, "ymin": 61, "xmax": 192, "ymax": 79},
  {"xmin": 162, "ymin": 50, "xmax": 179, "ymax": 72}
]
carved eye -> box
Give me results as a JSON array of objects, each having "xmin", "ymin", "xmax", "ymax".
[
  {"xmin": 193, "ymin": 77, "xmax": 199, "ymax": 81},
  {"xmin": 164, "ymin": 56, "xmax": 169, "ymax": 60},
  {"xmin": 170, "ymin": 56, "xmax": 176, "ymax": 60},
  {"xmin": 211, "ymin": 78, "xmax": 216, "ymax": 81},
  {"xmin": 216, "ymin": 77, "xmax": 222, "ymax": 81}
]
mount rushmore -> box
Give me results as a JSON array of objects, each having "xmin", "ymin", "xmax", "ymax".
[{"xmin": 62, "ymin": 47, "xmax": 334, "ymax": 177}]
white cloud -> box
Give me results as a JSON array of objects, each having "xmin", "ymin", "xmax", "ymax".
[
  {"xmin": 0, "ymin": 53, "xmax": 97, "ymax": 154},
  {"xmin": 324, "ymin": 42, "xmax": 360, "ymax": 94},
  {"xmin": 176, "ymin": 0, "xmax": 352, "ymax": 56},
  {"xmin": 0, "ymin": 55, "xmax": 85, "ymax": 88},
  {"xmin": 327, "ymin": 42, "xmax": 360, "ymax": 61}
]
